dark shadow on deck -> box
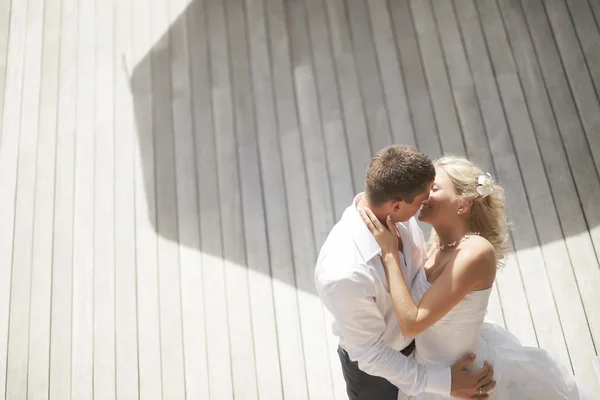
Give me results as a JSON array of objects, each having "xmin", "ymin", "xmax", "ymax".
[{"xmin": 131, "ymin": 0, "xmax": 600, "ymax": 296}]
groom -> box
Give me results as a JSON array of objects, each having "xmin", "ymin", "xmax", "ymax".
[{"xmin": 315, "ymin": 145, "xmax": 495, "ymax": 399}]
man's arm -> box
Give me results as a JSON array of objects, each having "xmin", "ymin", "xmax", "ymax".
[{"xmin": 318, "ymin": 272, "xmax": 451, "ymax": 397}]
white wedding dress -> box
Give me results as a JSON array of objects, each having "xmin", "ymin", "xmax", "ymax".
[{"xmin": 405, "ymin": 267, "xmax": 600, "ymax": 399}]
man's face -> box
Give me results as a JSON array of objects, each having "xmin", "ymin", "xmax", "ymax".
[{"xmin": 386, "ymin": 182, "xmax": 432, "ymax": 223}]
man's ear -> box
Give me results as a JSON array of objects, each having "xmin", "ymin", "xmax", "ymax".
[{"xmin": 391, "ymin": 199, "xmax": 404, "ymax": 212}]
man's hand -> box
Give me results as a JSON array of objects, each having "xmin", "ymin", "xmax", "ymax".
[{"xmin": 450, "ymin": 354, "xmax": 496, "ymax": 399}]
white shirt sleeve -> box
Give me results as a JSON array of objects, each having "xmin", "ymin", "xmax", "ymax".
[{"xmin": 319, "ymin": 272, "xmax": 451, "ymax": 397}]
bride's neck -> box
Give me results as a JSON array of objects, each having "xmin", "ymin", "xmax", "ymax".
[{"xmin": 434, "ymin": 222, "xmax": 470, "ymax": 246}]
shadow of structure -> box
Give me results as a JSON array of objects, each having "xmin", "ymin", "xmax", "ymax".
[{"xmin": 131, "ymin": 0, "xmax": 600, "ymax": 297}]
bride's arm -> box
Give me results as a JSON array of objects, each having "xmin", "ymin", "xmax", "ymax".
[
  {"xmin": 360, "ymin": 208, "xmax": 495, "ymax": 337},
  {"xmin": 383, "ymin": 248, "xmax": 494, "ymax": 337}
]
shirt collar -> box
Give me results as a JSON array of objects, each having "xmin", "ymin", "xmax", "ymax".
[{"xmin": 344, "ymin": 193, "xmax": 410, "ymax": 263}]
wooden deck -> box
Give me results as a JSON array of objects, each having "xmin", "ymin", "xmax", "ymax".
[{"xmin": 0, "ymin": 0, "xmax": 599, "ymax": 398}]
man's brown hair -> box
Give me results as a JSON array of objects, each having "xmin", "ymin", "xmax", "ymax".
[{"xmin": 365, "ymin": 145, "xmax": 435, "ymax": 206}]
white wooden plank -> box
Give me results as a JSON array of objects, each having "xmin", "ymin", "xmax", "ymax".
[
  {"xmin": 410, "ymin": 0, "xmax": 464, "ymax": 156},
  {"xmin": 321, "ymin": 309, "xmax": 346, "ymax": 400},
  {"xmin": 148, "ymin": 1, "xmax": 186, "ymax": 397},
  {"xmin": 495, "ymin": 72, "xmax": 576, "ymax": 365},
  {"xmin": 304, "ymin": 0, "xmax": 354, "ymax": 219},
  {"xmin": 5, "ymin": 0, "xmax": 43, "ymax": 396},
  {"xmin": 131, "ymin": 0, "xmax": 163, "ymax": 396},
  {"xmin": 432, "ymin": 1, "xmax": 491, "ymax": 167},
  {"xmin": 316, "ymin": 2, "xmax": 374, "ymax": 389},
  {"xmin": 0, "ymin": 0, "xmax": 12, "ymax": 141},
  {"xmin": 113, "ymin": 0, "xmax": 140, "ymax": 396},
  {"xmin": 494, "ymin": 256, "xmax": 536, "ymax": 340},
  {"xmin": 223, "ymin": 0, "xmax": 282, "ymax": 398},
  {"xmin": 367, "ymin": 0, "xmax": 416, "ymax": 149},
  {"xmin": 345, "ymin": 0, "xmax": 393, "ymax": 152},
  {"xmin": 220, "ymin": 0, "xmax": 304, "ymax": 392},
  {"xmin": 187, "ymin": 0, "xmax": 234, "ymax": 398},
  {"xmin": 474, "ymin": 3, "xmax": 569, "ymax": 354},
  {"xmin": 167, "ymin": 1, "xmax": 211, "ymax": 399},
  {"xmin": 544, "ymin": 0, "xmax": 600, "ymax": 201},
  {"xmin": 483, "ymin": 284, "xmax": 505, "ymax": 329},
  {"xmin": 498, "ymin": 0, "xmax": 600, "ymax": 390},
  {"xmin": 219, "ymin": 0, "xmax": 283, "ymax": 397},
  {"xmin": 72, "ymin": 0, "xmax": 96, "ymax": 396},
  {"xmin": 591, "ymin": 0, "xmax": 600, "ymax": 30},
  {"xmin": 430, "ymin": 0, "xmax": 504, "ymax": 327},
  {"xmin": 248, "ymin": 1, "xmax": 310, "ymax": 398},
  {"xmin": 282, "ymin": 1, "xmax": 337, "ymax": 398},
  {"xmin": 207, "ymin": 0, "xmax": 254, "ymax": 396},
  {"xmin": 565, "ymin": 0, "xmax": 600, "ymax": 99},
  {"xmin": 303, "ymin": 0, "xmax": 355, "ymax": 396},
  {"xmin": 322, "ymin": 0, "xmax": 371, "ymax": 190},
  {"xmin": 49, "ymin": 0, "xmax": 78, "ymax": 397},
  {"xmin": 454, "ymin": 0, "xmax": 538, "ymax": 347},
  {"xmin": 444, "ymin": 0, "xmax": 518, "ymax": 334},
  {"xmin": 473, "ymin": 0, "xmax": 573, "ymax": 369},
  {"xmin": 27, "ymin": 0, "xmax": 61, "ymax": 396},
  {"xmin": 94, "ymin": 1, "xmax": 116, "ymax": 398},
  {"xmin": 283, "ymin": 0, "xmax": 334, "ymax": 268},
  {"xmin": 208, "ymin": 1, "xmax": 256, "ymax": 397},
  {"xmin": 0, "ymin": 0, "xmax": 26, "ymax": 395},
  {"xmin": 389, "ymin": 0, "xmax": 442, "ymax": 158},
  {"xmin": 521, "ymin": 0, "xmax": 600, "ymax": 352}
]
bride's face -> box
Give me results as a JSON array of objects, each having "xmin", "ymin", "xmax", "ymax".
[{"xmin": 418, "ymin": 167, "xmax": 458, "ymax": 224}]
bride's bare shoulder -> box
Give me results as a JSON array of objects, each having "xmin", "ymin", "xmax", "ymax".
[{"xmin": 454, "ymin": 236, "xmax": 497, "ymax": 285}]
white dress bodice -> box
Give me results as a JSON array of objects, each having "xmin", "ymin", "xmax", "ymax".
[
  {"xmin": 404, "ymin": 268, "xmax": 598, "ymax": 399},
  {"xmin": 411, "ymin": 268, "xmax": 492, "ymax": 371}
]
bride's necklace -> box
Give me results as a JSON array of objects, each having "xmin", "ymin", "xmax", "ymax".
[{"xmin": 438, "ymin": 232, "xmax": 479, "ymax": 251}]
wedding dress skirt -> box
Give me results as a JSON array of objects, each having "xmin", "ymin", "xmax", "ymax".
[{"xmin": 402, "ymin": 268, "xmax": 599, "ymax": 399}]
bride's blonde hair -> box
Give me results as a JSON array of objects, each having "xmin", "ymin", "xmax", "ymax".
[{"xmin": 427, "ymin": 155, "xmax": 512, "ymax": 263}]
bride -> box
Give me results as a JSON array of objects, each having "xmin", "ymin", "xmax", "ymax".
[{"xmin": 359, "ymin": 155, "xmax": 599, "ymax": 399}]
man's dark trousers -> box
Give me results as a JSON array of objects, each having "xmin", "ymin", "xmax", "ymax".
[{"xmin": 337, "ymin": 341, "xmax": 416, "ymax": 399}]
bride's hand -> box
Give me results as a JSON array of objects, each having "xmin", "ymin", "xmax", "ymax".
[{"xmin": 359, "ymin": 208, "xmax": 399, "ymax": 256}]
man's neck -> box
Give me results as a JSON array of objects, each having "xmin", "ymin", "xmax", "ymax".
[
  {"xmin": 356, "ymin": 193, "xmax": 403, "ymax": 253},
  {"xmin": 356, "ymin": 193, "xmax": 387, "ymax": 226}
]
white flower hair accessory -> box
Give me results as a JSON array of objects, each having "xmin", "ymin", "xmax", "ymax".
[{"xmin": 477, "ymin": 173, "xmax": 494, "ymax": 198}]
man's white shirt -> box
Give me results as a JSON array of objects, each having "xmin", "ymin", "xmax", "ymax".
[{"xmin": 314, "ymin": 194, "xmax": 451, "ymax": 397}]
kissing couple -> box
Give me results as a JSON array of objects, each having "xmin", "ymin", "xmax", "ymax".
[{"xmin": 315, "ymin": 145, "xmax": 599, "ymax": 399}]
